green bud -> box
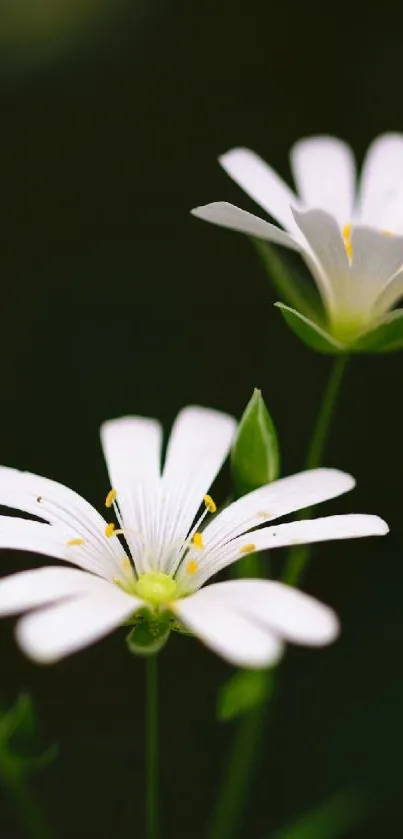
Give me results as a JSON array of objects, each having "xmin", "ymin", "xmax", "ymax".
[
  {"xmin": 231, "ymin": 388, "xmax": 280, "ymax": 497},
  {"xmin": 126, "ymin": 611, "xmax": 171, "ymax": 656}
]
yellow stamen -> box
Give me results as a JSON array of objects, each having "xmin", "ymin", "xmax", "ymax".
[
  {"xmin": 105, "ymin": 488, "xmax": 117, "ymax": 508},
  {"xmin": 66, "ymin": 538, "xmax": 85, "ymax": 547},
  {"xmin": 240, "ymin": 543, "xmax": 256, "ymax": 554},
  {"xmin": 342, "ymin": 224, "xmax": 353, "ymax": 259},
  {"xmin": 257, "ymin": 511, "xmax": 272, "ymax": 519},
  {"xmin": 186, "ymin": 559, "xmax": 199, "ymax": 575},
  {"xmin": 204, "ymin": 494, "xmax": 217, "ymax": 513},
  {"xmin": 104, "ymin": 522, "xmax": 116, "ymax": 538},
  {"xmin": 120, "ymin": 557, "xmax": 133, "ymax": 574},
  {"xmin": 192, "ymin": 531, "xmax": 204, "ymax": 549}
]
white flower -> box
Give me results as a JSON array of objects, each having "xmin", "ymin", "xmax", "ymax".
[
  {"xmin": 192, "ymin": 134, "xmax": 403, "ymax": 350},
  {"xmin": 0, "ymin": 407, "xmax": 387, "ymax": 665}
]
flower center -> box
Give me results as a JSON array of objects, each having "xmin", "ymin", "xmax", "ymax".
[{"xmin": 134, "ymin": 572, "xmax": 178, "ymax": 605}]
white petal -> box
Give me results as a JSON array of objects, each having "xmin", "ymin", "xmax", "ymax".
[
  {"xmin": 189, "ymin": 514, "xmax": 388, "ymax": 587},
  {"xmin": 195, "ymin": 468, "xmax": 355, "ymax": 559},
  {"xmin": 173, "ymin": 584, "xmax": 283, "ymax": 668},
  {"xmin": 350, "ymin": 227, "xmax": 403, "ymax": 310},
  {"xmin": 201, "ymin": 580, "xmax": 339, "ymax": 646},
  {"xmin": 160, "ymin": 407, "xmax": 236, "ymax": 574},
  {"xmin": 219, "ymin": 148, "xmax": 302, "ymax": 235},
  {"xmin": 100, "ymin": 416, "xmax": 163, "ymax": 572},
  {"xmin": 16, "ymin": 584, "xmax": 140, "ymax": 663},
  {"xmin": 357, "ymin": 133, "xmax": 403, "ymax": 232},
  {"xmin": 0, "ymin": 566, "xmax": 107, "ymax": 615},
  {"xmin": 292, "ymin": 208, "xmax": 350, "ymax": 317},
  {"xmin": 372, "ymin": 266, "xmax": 403, "ymax": 315},
  {"xmin": 191, "ymin": 202, "xmax": 301, "ymax": 251},
  {"xmin": 291, "ymin": 136, "xmax": 356, "ymax": 226},
  {"xmin": 0, "ymin": 468, "xmax": 123, "ymax": 580}
]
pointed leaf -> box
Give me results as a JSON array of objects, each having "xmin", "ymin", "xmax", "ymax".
[
  {"xmin": 253, "ymin": 239, "xmax": 323, "ymax": 322},
  {"xmin": 352, "ymin": 308, "xmax": 403, "ymax": 352},
  {"xmin": 217, "ymin": 668, "xmax": 274, "ymax": 722},
  {"xmin": 231, "ymin": 388, "xmax": 280, "ymax": 497},
  {"xmin": 276, "ymin": 303, "xmax": 346, "ymax": 355}
]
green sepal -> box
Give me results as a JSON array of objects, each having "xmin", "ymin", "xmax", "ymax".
[
  {"xmin": 276, "ymin": 303, "xmax": 346, "ymax": 355},
  {"xmin": 126, "ymin": 609, "xmax": 171, "ymax": 656},
  {"xmin": 252, "ymin": 239, "xmax": 324, "ymax": 323},
  {"xmin": 352, "ymin": 308, "xmax": 403, "ymax": 352},
  {"xmin": 231, "ymin": 388, "xmax": 280, "ymax": 497},
  {"xmin": 267, "ymin": 787, "xmax": 366, "ymax": 839},
  {"xmin": 217, "ymin": 668, "xmax": 274, "ymax": 722}
]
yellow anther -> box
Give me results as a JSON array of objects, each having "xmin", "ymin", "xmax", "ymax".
[
  {"xmin": 66, "ymin": 538, "xmax": 85, "ymax": 547},
  {"xmin": 192, "ymin": 531, "xmax": 204, "ymax": 549},
  {"xmin": 257, "ymin": 511, "xmax": 273, "ymax": 519},
  {"xmin": 120, "ymin": 557, "xmax": 133, "ymax": 575},
  {"xmin": 105, "ymin": 488, "xmax": 117, "ymax": 508},
  {"xmin": 240, "ymin": 543, "xmax": 256, "ymax": 554},
  {"xmin": 342, "ymin": 224, "xmax": 353, "ymax": 259},
  {"xmin": 104, "ymin": 522, "xmax": 116, "ymax": 538},
  {"xmin": 186, "ymin": 560, "xmax": 199, "ymax": 575},
  {"xmin": 204, "ymin": 494, "xmax": 217, "ymax": 513}
]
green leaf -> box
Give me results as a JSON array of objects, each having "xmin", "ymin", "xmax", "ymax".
[
  {"xmin": 276, "ymin": 303, "xmax": 346, "ymax": 355},
  {"xmin": 126, "ymin": 612, "xmax": 171, "ymax": 656},
  {"xmin": 252, "ymin": 239, "xmax": 323, "ymax": 323},
  {"xmin": 266, "ymin": 788, "xmax": 366, "ymax": 839},
  {"xmin": 217, "ymin": 668, "xmax": 274, "ymax": 722},
  {"xmin": 352, "ymin": 308, "xmax": 403, "ymax": 352},
  {"xmin": 231, "ymin": 388, "xmax": 280, "ymax": 498}
]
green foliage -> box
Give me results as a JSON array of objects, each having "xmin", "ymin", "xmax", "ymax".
[
  {"xmin": 276, "ymin": 303, "xmax": 346, "ymax": 355},
  {"xmin": 266, "ymin": 788, "xmax": 366, "ymax": 839},
  {"xmin": 217, "ymin": 669, "xmax": 274, "ymax": 722},
  {"xmin": 0, "ymin": 694, "xmax": 57, "ymax": 776},
  {"xmin": 231, "ymin": 388, "xmax": 280, "ymax": 497},
  {"xmin": 253, "ymin": 240, "xmax": 324, "ymax": 323},
  {"xmin": 126, "ymin": 611, "xmax": 171, "ymax": 656}
]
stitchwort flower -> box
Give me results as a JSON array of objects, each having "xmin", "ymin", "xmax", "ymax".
[
  {"xmin": 0, "ymin": 407, "xmax": 388, "ymax": 665},
  {"xmin": 192, "ymin": 134, "xmax": 403, "ymax": 353}
]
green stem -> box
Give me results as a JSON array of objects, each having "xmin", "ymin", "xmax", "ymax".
[
  {"xmin": 0, "ymin": 759, "xmax": 53, "ymax": 839},
  {"xmin": 207, "ymin": 704, "xmax": 266, "ymax": 839},
  {"xmin": 146, "ymin": 656, "xmax": 158, "ymax": 839},
  {"xmin": 282, "ymin": 355, "xmax": 348, "ymax": 586}
]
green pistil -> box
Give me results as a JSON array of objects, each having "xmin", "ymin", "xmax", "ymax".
[{"xmin": 134, "ymin": 572, "xmax": 178, "ymax": 606}]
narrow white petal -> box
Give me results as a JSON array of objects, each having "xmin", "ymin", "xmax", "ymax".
[
  {"xmin": 200, "ymin": 580, "xmax": 339, "ymax": 646},
  {"xmin": 291, "ymin": 136, "xmax": 356, "ymax": 226},
  {"xmin": 372, "ymin": 267, "xmax": 403, "ymax": 315},
  {"xmin": 350, "ymin": 227, "xmax": 403, "ymax": 310},
  {"xmin": 191, "ymin": 202, "xmax": 301, "ymax": 251},
  {"xmin": 100, "ymin": 417, "xmax": 163, "ymax": 572},
  {"xmin": 173, "ymin": 584, "xmax": 283, "ymax": 668},
  {"xmin": 195, "ymin": 468, "xmax": 355, "ymax": 559},
  {"xmin": 0, "ymin": 567, "xmax": 108, "ymax": 616},
  {"xmin": 189, "ymin": 514, "xmax": 388, "ymax": 587},
  {"xmin": 292, "ymin": 208, "xmax": 349, "ymax": 317},
  {"xmin": 159, "ymin": 407, "xmax": 236, "ymax": 574},
  {"xmin": 219, "ymin": 148, "xmax": 302, "ymax": 235},
  {"xmin": 16, "ymin": 585, "xmax": 140, "ymax": 663},
  {"xmin": 357, "ymin": 133, "xmax": 403, "ymax": 232},
  {"xmin": 0, "ymin": 468, "xmax": 123, "ymax": 579}
]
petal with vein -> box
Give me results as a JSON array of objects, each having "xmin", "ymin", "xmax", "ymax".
[
  {"xmin": 16, "ymin": 585, "xmax": 140, "ymax": 663},
  {"xmin": 191, "ymin": 202, "xmax": 301, "ymax": 251},
  {"xmin": 190, "ymin": 514, "xmax": 388, "ymax": 587},
  {"xmin": 357, "ymin": 133, "xmax": 403, "ymax": 232},
  {"xmin": 350, "ymin": 227, "xmax": 403, "ymax": 310},
  {"xmin": 0, "ymin": 566, "xmax": 107, "ymax": 615},
  {"xmin": 173, "ymin": 584, "xmax": 283, "ymax": 668},
  {"xmin": 200, "ymin": 580, "xmax": 339, "ymax": 646},
  {"xmin": 160, "ymin": 407, "xmax": 236, "ymax": 575},
  {"xmin": 373, "ymin": 267, "xmax": 403, "ymax": 316},
  {"xmin": 219, "ymin": 148, "xmax": 302, "ymax": 235},
  {"xmin": 292, "ymin": 208, "xmax": 349, "ymax": 317},
  {"xmin": 291, "ymin": 136, "xmax": 356, "ymax": 226},
  {"xmin": 100, "ymin": 416, "xmax": 163, "ymax": 571}
]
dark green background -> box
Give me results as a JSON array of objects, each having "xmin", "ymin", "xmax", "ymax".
[{"xmin": 0, "ymin": 1, "xmax": 401, "ymax": 837}]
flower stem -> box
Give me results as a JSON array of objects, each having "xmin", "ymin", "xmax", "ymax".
[
  {"xmin": 207, "ymin": 355, "xmax": 348, "ymax": 839},
  {"xmin": 146, "ymin": 656, "xmax": 158, "ymax": 839},
  {"xmin": 282, "ymin": 354, "xmax": 348, "ymax": 586}
]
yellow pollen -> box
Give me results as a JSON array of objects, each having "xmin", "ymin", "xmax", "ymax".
[
  {"xmin": 257, "ymin": 511, "xmax": 272, "ymax": 519},
  {"xmin": 104, "ymin": 522, "xmax": 116, "ymax": 538},
  {"xmin": 120, "ymin": 557, "xmax": 133, "ymax": 574},
  {"xmin": 204, "ymin": 494, "xmax": 217, "ymax": 513},
  {"xmin": 105, "ymin": 488, "xmax": 117, "ymax": 508},
  {"xmin": 192, "ymin": 531, "xmax": 204, "ymax": 549},
  {"xmin": 66, "ymin": 538, "xmax": 85, "ymax": 547},
  {"xmin": 186, "ymin": 559, "xmax": 199, "ymax": 575},
  {"xmin": 342, "ymin": 224, "xmax": 353, "ymax": 259},
  {"xmin": 240, "ymin": 543, "xmax": 256, "ymax": 555}
]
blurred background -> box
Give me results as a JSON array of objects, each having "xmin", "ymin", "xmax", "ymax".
[{"xmin": 0, "ymin": 0, "xmax": 402, "ymax": 837}]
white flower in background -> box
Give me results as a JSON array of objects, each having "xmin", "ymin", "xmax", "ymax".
[
  {"xmin": 192, "ymin": 134, "xmax": 403, "ymax": 352},
  {"xmin": 0, "ymin": 407, "xmax": 387, "ymax": 665}
]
